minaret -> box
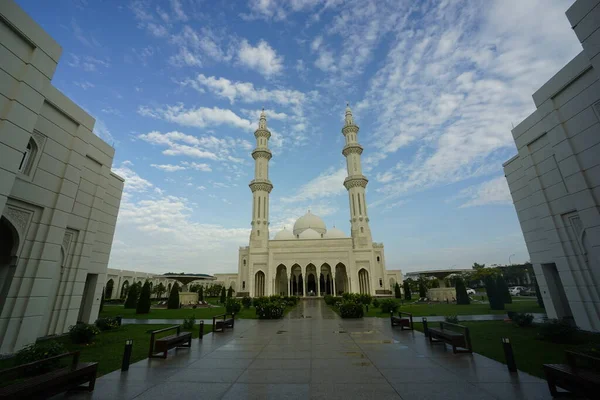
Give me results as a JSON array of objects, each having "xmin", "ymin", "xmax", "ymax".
[
  {"xmin": 249, "ymin": 109, "xmax": 273, "ymax": 247},
  {"xmin": 342, "ymin": 104, "xmax": 373, "ymax": 247}
]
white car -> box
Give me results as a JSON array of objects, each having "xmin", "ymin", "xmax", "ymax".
[
  {"xmin": 509, "ymin": 286, "xmax": 526, "ymax": 296},
  {"xmin": 466, "ymin": 288, "xmax": 476, "ymax": 295}
]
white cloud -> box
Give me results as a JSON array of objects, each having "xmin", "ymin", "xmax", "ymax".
[
  {"xmin": 453, "ymin": 176, "xmax": 513, "ymax": 208},
  {"xmin": 74, "ymin": 81, "xmax": 95, "ymax": 90},
  {"xmin": 138, "ymin": 104, "xmax": 253, "ymax": 131},
  {"xmin": 197, "ymin": 185, "xmax": 206, "ymax": 190},
  {"xmin": 241, "ymin": 0, "xmax": 341, "ymax": 21},
  {"xmin": 150, "ymin": 164, "xmax": 187, "ymax": 172},
  {"xmin": 237, "ymin": 39, "xmax": 284, "ymax": 77},
  {"xmin": 314, "ymin": 49, "xmax": 336, "ymax": 72},
  {"xmin": 67, "ymin": 54, "xmax": 110, "ymax": 72},
  {"xmin": 182, "ymin": 161, "xmax": 212, "ymax": 172},
  {"xmin": 112, "ymin": 161, "xmax": 153, "ymax": 193},
  {"xmin": 170, "ymin": 0, "xmax": 188, "ymax": 21},
  {"xmin": 93, "ymin": 118, "xmax": 117, "ymax": 145},
  {"xmin": 180, "ymin": 74, "xmax": 311, "ymax": 107},
  {"xmin": 280, "ymin": 167, "xmax": 347, "ymax": 203},
  {"xmin": 169, "ymin": 47, "xmax": 202, "ymax": 67}
]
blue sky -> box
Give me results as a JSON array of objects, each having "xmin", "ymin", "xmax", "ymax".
[{"xmin": 17, "ymin": 0, "xmax": 582, "ymax": 274}]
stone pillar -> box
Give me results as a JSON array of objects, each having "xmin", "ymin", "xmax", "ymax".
[
  {"xmin": 332, "ymin": 274, "xmax": 337, "ymax": 296},
  {"xmin": 317, "ymin": 274, "xmax": 321, "ymax": 297},
  {"xmin": 302, "ymin": 271, "xmax": 306, "ymax": 297}
]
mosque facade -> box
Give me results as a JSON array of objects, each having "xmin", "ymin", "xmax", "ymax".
[{"xmin": 234, "ymin": 107, "xmax": 402, "ymax": 298}]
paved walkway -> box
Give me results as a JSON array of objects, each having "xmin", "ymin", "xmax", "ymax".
[{"xmin": 58, "ymin": 299, "xmax": 557, "ymax": 400}]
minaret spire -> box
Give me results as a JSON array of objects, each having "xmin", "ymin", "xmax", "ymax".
[
  {"xmin": 249, "ymin": 109, "xmax": 273, "ymax": 247},
  {"xmin": 341, "ymin": 103, "xmax": 372, "ymax": 248}
]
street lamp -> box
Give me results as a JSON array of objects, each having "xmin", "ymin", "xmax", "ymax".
[{"xmin": 509, "ymin": 254, "xmax": 515, "ymax": 265}]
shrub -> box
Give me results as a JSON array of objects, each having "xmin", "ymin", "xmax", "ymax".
[
  {"xmin": 226, "ymin": 299, "xmax": 242, "ymax": 314},
  {"xmin": 242, "ymin": 296, "xmax": 251, "ymax": 309},
  {"xmin": 379, "ymin": 299, "xmax": 399, "ymax": 314},
  {"xmin": 339, "ymin": 302, "xmax": 364, "ymax": 318},
  {"xmin": 227, "ymin": 286, "xmax": 233, "ymax": 299},
  {"xmin": 394, "ymin": 282, "xmax": 401, "ymax": 299},
  {"xmin": 198, "ymin": 285, "xmax": 204, "ymax": 302},
  {"xmin": 167, "ymin": 282, "xmax": 180, "ymax": 309},
  {"xmin": 403, "ymin": 280, "xmax": 411, "ymax": 300},
  {"xmin": 419, "ymin": 280, "xmax": 427, "ymax": 298},
  {"xmin": 324, "ymin": 295, "xmax": 335, "ymax": 305},
  {"xmin": 358, "ymin": 294, "xmax": 372, "ymax": 305},
  {"xmin": 136, "ymin": 281, "xmax": 152, "ymax": 314},
  {"xmin": 255, "ymin": 301, "xmax": 285, "ymax": 319},
  {"xmin": 124, "ymin": 284, "xmax": 139, "ymax": 309},
  {"xmin": 183, "ymin": 315, "xmax": 196, "ymax": 330},
  {"xmin": 538, "ymin": 319, "xmax": 579, "ymax": 344},
  {"xmin": 444, "ymin": 315, "xmax": 459, "ymax": 324},
  {"xmin": 485, "ymin": 276, "xmax": 504, "ymax": 310},
  {"xmin": 69, "ymin": 323, "xmax": 100, "ymax": 344},
  {"xmin": 497, "ymin": 275, "xmax": 512, "ymax": 304},
  {"xmin": 220, "ymin": 287, "xmax": 226, "ymax": 304},
  {"xmin": 372, "ymin": 298, "xmax": 380, "ymax": 308},
  {"xmin": 95, "ymin": 317, "xmax": 119, "ymax": 331},
  {"xmin": 455, "ymin": 278, "xmax": 470, "ymax": 305},
  {"xmin": 15, "ymin": 341, "xmax": 67, "ymax": 375},
  {"xmin": 512, "ymin": 313, "xmax": 534, "ymax": 327}
]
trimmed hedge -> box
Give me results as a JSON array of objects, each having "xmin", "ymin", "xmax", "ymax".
[
  {"xmin": 168, "ymin": 282, "xmax": 180, "ymax": 309},
  {"xmin": 379, "ymin": 299, "xmax": 399, "ymax": 314},
  {"xmin": 339, "ymin": 302, "xmax": 364, "ymax": 318},
  {"xmin": 136, "ymin": 281, "xmax": 151, "ymax": 314}
]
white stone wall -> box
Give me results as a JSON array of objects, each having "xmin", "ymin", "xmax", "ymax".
[
  {"xmin": 503, "ymin": 0, "xmax": 600, "ymax": 332},
  {"xmin": 105, "ymin": 269, "xmax": 177, "ymax": 299},
  {"xmin": 0, "ymin": 0, "xmax": 123, "ymax": 353}
]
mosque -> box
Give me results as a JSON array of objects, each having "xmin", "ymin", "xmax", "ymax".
[{"xmin": 233, "ymin": 106, "xmax": 402, "ymax": 298}]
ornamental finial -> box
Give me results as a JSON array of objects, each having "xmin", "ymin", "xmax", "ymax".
[
  {"xmin": 259, "ymin": 108, "xmax": 267, "ymax": 129},
  {"xmin": 345, "ymin": 102, "xmax": 354, "ymax": 126}
]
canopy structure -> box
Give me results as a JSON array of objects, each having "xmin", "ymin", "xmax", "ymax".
[{"xmin": 162, "ymin": 273, "xmax": 216, "ymax": 287}]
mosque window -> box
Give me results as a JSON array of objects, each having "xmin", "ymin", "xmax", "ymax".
[
  {"xmin": 379, "ymin": 278, "xmax": 383, "ymax": 287},
  {"xmin": 361, "ymin": 227, "xmax": 364, "ymax": 233},
  {"xmin": 242, "ymin": 281, "xmax": 246, "ymax": 289},
  {"xmin": 18, "ymin": 139, "xmax": 37, "ymax": 175},
  {"xmin": 257, "ymin": 230, "xmax": 260, "ymax": 236},
  {"xmin": 243, "ymin": 259, "xmax": 246, "ymax": 266},
  {"xmin": 358, "ymin": 195, "xmax": 362, "ymax": 214},
  {"xmin": 377, "ymin": 256, "xmax": 380, "ymax": 262}
]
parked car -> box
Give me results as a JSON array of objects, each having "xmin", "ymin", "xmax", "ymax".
[
  {"xmin": 520, "ymin": 287, "xmax": 536, "ymax": 296},
  {"xmin": 509, "ymin": 286, "xmax": 527, "ymax": 296},
  {"xmin": 466, "ymin": 288, "xmax": 476, "ymax": 295}
]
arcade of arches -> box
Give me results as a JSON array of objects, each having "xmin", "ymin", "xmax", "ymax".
[{"xmin": 268, "ymin": 263, "xmax": 351, "ymax": 297}]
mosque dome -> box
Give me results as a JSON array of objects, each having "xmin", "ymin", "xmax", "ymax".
[
  {"xmin": 274, "ymin": 228, "xmax": 295, "ymax": 240},
  {"xmin": 323, "ymin": 227, "xmax": 346, "ymax": 239},
  {"xmin": 299, "ymin": 228, "xmax": 322, "ymax": 239},
  {"xmin": 293, "ymin": 211, "xmax": 327, "ymax": 236}
]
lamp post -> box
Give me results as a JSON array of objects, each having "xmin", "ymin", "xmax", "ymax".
[{"xmin": 509, "ymin": 254, "xmax": 515, "ymax": 265}]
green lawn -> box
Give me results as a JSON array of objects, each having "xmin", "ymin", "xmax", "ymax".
[
  {"xmin": 365, "ymin": 298, "xmax": 544, "ymax": 317},
  {"xmin": 100, "ymin": 304, "xmax": 259, "ymax": 319},
  {"xmin": 0, "ymin": 323, "xmax": 213, "ymax": 378},
  {"xmin": 411, "ymin": 321, "xmax": 600, "ymax": 378}
]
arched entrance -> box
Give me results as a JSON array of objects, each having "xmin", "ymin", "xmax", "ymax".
[
  {"xmin": 255, "ymin": 270, "xmax": 265, "ymax": 297},
  {"xmin": 105, "ymin": 279, "xmax": 114, "ymax": 299},
  {"xmin": 335, "ymin": 263, "xmax": 349, "ymax": 295},
  {"xmin": 320, "ymin": 264, "xmax": 333, "ymax": 296},
  {"xmin": 121, "ymin": 280, "xmax": 129, "ymax": 299},
  {"xmin": 291, "ymin": 264, "xmax": 303, "ymax": 296},
  {"xmin": 306, "ymin": 264, "xmax": 317, "ymax": 296},
  {"xmin": 358, "ymin": 268, "xmax": 370, "ymax": 294},
  {"xmin": 275, "ymin": 264, "xmax": 288, "ymax": 295},
  {"xmin": 0, "ymin": 217, "xmax": 19, "ymax": 317}
]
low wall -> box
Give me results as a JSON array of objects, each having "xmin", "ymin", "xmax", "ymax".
[{"xmin": 427, "ymin": 287, "xmax": 455, "ymax": 302}]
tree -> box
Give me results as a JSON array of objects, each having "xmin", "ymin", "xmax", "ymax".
[
  {"xmin": 394, "ymin": 282, "xmax": 401, "ymax": 299},
  {"xmin": 455, "ymin": 278, "xmax": 470, "ymax": 305},
  {"xmin": 220, "ymin": 286, "xmax": 226, "ymax": 304},
  {"xmin": 227, "ymin": 286, "xmax": 234, "ymax": 299},
  {"xmin": 136, "ymin": 281, "xmax": 152, "ymax": 314},
  {"xmin": 124, "ymin": 283, "xmax": 139, "ymax": 309},
  {"xmin": 418, "ymin": 278, "xmax": 427, "ymax": 298},
  {"xmin": 473, "ymin": 262, "xmax": 485, "ymax": 270},
  {"xmin": 403, "ymin": 280, "xmax": 411, "ymax": 300},
  {"xmin": 497, "ymin": 275, "xmax": 512, "ymax": 304},
  {"xmin": 198, "ymin": 285, "xmax": 204, "ymax": 302},
  {"xmin": 100, "ymin": 287, "xmax": 105, "ymax": 312},
  {"xmin": 485, "ymin": 275, "xmax": 504, "ymax": 310},
  {"xmin": 153, "ymin": 282, "xmax": 166, "ymax": 300},
  {"xmin": 168, "ymin": 282, "xmax": 180, "ymax": 309}
]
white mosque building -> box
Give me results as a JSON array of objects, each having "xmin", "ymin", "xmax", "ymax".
[{"xmin": 234, "ymin": 107, "xmax": 402, "ymax": 298}]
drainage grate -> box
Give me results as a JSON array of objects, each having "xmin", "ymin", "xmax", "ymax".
[{"xmin": 276, "ymin": 330, "xmax": 287, "ymax": 334}]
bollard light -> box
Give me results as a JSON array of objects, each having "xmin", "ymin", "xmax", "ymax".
[
  {"xmin": 501, "ymin": 337, "xmax": 517, "ymax": 373},
  {"xmin": 121, "ymin": 339, "xmax": 133, "ymax": 372}
]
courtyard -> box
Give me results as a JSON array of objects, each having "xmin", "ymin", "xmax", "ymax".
[{"xmin": 50, "ymin": 299, "xmax": 558, "ymax": 400}]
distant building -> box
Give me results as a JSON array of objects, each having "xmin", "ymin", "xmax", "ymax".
[
  {"xmin": 0, "ymin": 1, "xmax": 124, "ymax": 353},
  {"xmin": 503, "ymin": 0, "xmax": 600, "ymax": 331}
]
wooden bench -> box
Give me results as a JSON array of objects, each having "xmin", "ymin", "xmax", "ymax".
[
  {"xmin": 428, "ymin": 322, "xmax": 472, "ymax": 354},
  {"xmin": 543, "ymin": 350, "xmax": 600, "ymax": 398},
  {"xmin": 0, "ymin": 351, "xmax": 97, "ymax": 399},
  {"xmin": 148, "ymin": 325, "xmax": 192, "ymax": 359},
  {"xmin": 213, "ymin": 313, "xmax": 235, "ymax": 332},
  {"xmin": 390, "ymin": 311, "xmax": 414, "ymax": 330}
]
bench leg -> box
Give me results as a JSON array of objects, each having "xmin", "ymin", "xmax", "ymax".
[
  {"xmin": 89, "ymin": 373, "xmax": 97, "ymax": 392},
  {"xmin": 163, "ymin": 349, "xmax": 168, "ymax": 359},
  {"xmin": 452, "ymin": 344, "xmax": 457, "ymax": 354}
]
